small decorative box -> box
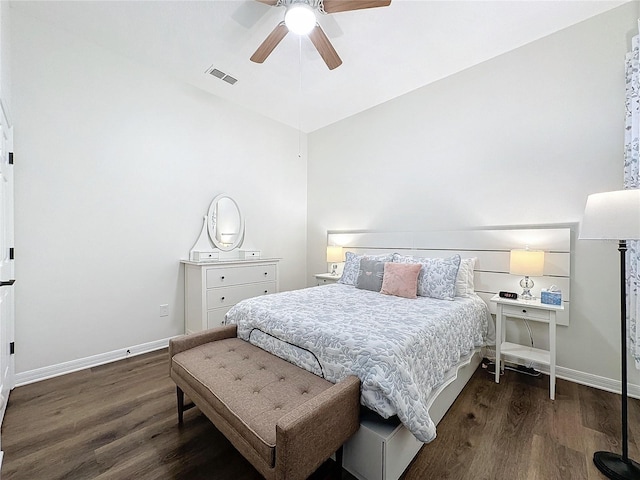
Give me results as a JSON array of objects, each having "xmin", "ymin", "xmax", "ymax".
[
  {"xmin": 191, "ymin": 250, "xmax": 220, "ymax": 262},
  {"xmin": 541, "ymin": 288, "xmax": 562, "ymax": 305},
  {"xmin": 239, "ymin": 250, "xmax": 261, "ymax": 259}
]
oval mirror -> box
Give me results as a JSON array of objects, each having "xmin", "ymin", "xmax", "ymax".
[{"xmin": 207, "ymin": 194, "xmax": 245, "ymax": 252}]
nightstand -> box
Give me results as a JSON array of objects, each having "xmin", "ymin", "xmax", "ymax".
[
  {"xmin": 490, "ymin": 294, "xmax": 564, "ymax": 400},
  {"xmin": 314, "ymin": 273, "xmax": 341, "ymax": 286}
]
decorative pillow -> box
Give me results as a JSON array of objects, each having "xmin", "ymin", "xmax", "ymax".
[
  {"xmin": 356, "ymin": 259, "xmax": 385, "ymax": 292},
  {"xmin": 380, "ymin": 262, "xmax": 421, "ymax": 299},
  {"xmin": 392, "ymin": 253, "xmax": 462, "ymax": 300},
  {"xmin": 338, "ymin": 252, "xmax": 394, "ymax": 285},
  {"xmin": 455, "ymin": 257, "xmax": 477, "ymax": 297},
  {"xmin": 392, "ymin": 253, "xmax": 418, "ymax": 264}
]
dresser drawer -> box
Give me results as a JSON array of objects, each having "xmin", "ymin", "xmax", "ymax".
[
  {"xmin": 206, "ymin": 264, "xmax": 277, "ymax": 288},
  {"xmin": 206, "ymin": 281, "xmax": 277, "ymax": 309},
  {"xmin": 207, "ymin": 307, "xmax": 232, "ymax": 328},
  {"xmin": 502, "ymin": 304, "xmax": 551, "ymax": 322}
]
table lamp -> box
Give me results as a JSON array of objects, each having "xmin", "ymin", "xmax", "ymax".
[
  {"xmin": 326, "ymin": 246, "xmax": 344, "ymax": 276},
  {"xmin": 509, "ymin": 249, "xmax": 545, "ymax": 300}
]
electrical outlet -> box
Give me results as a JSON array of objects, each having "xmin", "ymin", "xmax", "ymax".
[{"xmin": 159, "ymin": 304, "xmax": 169, "ymax": 317}]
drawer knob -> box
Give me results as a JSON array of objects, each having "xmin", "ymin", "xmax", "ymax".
[
  {"xmin": 221, "ymin": 276, "xmax": 225, "ymax": 280},
  {"xmin": 221, "ymin": 296, "xmax": 225, "ymax": 301},
  {"xmin": 264, "ymin": 272, "xmax": 268, "ymax": 276},
  {"xmin": 522, "ymin": 309, "xmax": 527, "ymax": 313},
  {"xmin": 264, "ymin": 290, "xmax": 268, "ymax": 294}
]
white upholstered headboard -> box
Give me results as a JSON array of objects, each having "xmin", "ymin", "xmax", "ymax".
[{"xmin": 326, "ymin": 226, "xmax": 572, "ymax": 326}]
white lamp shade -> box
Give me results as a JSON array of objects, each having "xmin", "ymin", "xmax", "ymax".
[
  {"xmin": 580, "ymin": 189, "xmax": 640, "ymax": 240},
  {"xmin": 326, "ymin": 246, "xmax": 344, "ymax": 263},
  {"xmin": 509, "ymin": 249, "xmax": 545, "ymax": 276}
]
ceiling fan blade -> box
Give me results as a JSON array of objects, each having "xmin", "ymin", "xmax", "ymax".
[
  {"xmin": 322, "ymin": 0, "xmax": 391, "ymax": 14},
  {"xmin": 250, "ymin": 22, "xmax": 289, "ymax": 63},
  {"xmin": 255, "ymin": 0, "xmax": 279, "ymax": 5},
  {"xmin": 308, "ymin": 24, "xmax": 342, "ymax": 70}
]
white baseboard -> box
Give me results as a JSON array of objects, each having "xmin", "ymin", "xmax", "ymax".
[
  {"xmin": 483, "ymin": 346, "xmax": 640, "ymax": 399},
  {"xmin": 13, "ymin": 341, "xmax": 640, "ymax": 400},
  {"xmin": 553, "ymin": 365, "xmax": 640, "ymax": 399},
  {"xmin": 14, "ymin": 337, "xmax": 177, "ymax": 387}
]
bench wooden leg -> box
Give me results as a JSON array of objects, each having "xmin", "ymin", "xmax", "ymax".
[
  {"xmin": 176, "ymin": 386, "xmax": 196, "ymax": 424},
  {"xmin": 336, "ymin": 446, "xmax": 344, "ymax": 470},
  {"xmin": 177, "ymin": 386, "xmax": 185, "ymax": 424}
]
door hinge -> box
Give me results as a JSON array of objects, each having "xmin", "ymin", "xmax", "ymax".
[
  {"xmin": 8, "ymin": 152, "xmax": 12, "ymax": 165},
  {"xmin": 9, "ymin": 342, "xmax": 14, "ymax": 355},
  {"xmin": 9, "ymin": 247, "xmax": 13, "ymax": 260}
]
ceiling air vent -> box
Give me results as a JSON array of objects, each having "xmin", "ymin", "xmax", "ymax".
[{"xmin": 206, "ymin": 66, "xmax": 238, "ymax": 85}]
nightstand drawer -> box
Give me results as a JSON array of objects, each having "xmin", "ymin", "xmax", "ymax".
[
  {"xmin": 502, "ymin": 304, "xmax": 551, "ymax": 322},
  {"xmin": 314, "ymin": 273, "xmax": 340, "ymax": 286}
]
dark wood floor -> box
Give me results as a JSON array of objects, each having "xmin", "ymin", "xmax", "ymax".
[{"xmin": 1, "ymin": 349, "xmax": 637, "ymax": 480}]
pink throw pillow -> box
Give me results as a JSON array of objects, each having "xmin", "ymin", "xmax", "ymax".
[{"xmin": 380, "ymin": 262, "xmax": 421, "ymax": 299}]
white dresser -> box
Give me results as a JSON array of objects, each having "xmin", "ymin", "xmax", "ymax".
[{"xmin": 182, "ymin": 258, "xmax": 279, "ymax": 334}]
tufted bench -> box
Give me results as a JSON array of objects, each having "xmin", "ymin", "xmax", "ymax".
[{"xmin": 169, "ymin": 324, "xmax": 360, "ymax": 480}]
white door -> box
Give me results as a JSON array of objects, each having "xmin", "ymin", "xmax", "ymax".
[{"xmin": 0, "ymin": 100, "xmax": 14, "ymax": 427}]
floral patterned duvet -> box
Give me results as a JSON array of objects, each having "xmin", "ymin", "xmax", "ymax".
[{"xmin": 225, "ymin": 283, "xmax": 494, "ymax": 442}]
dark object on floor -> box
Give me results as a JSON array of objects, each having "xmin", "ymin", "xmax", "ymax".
[{"xmin": 482, "ymin": 359, "xmax": 541, "ymax": 377}]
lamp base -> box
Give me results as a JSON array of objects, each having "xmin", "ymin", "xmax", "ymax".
[
  {"xmin": 519, "ymin": 276, "xmax": 535, "ymax": 300},
  {"xmin": 594, "ymin": 452, "xmax": 640, "ymax": 480}
]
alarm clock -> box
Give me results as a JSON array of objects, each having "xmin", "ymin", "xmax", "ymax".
[{"xmin": 499, "ymin": 291, "xmax": 518, "ymax": 299}]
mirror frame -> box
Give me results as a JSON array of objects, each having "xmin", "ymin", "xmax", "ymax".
[{"xmin": 207, "ymin": 194, "xmax": 245, "ymax": 252}]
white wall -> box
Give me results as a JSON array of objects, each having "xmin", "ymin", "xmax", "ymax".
[
  {"xmin": 1, "ymin": 1, "xmax": 11, "ymax": 117},
  {"xmin": 307, "ymin": 3, "xmax": 640, "ymax": 386},
  {"xmin": 11, "ymin": 11, "xmax": 308, "ymax": 374}
]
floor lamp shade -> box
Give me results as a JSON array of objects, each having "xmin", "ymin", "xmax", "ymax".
[
  {"xmin": 580, "ymin": 189, "xmax": 640, "ymax": 241},
  {"xmin": 580, "ymin": 189, "xmax": 640, "ymax": 480}
]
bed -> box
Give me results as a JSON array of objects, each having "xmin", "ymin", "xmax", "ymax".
[
  {"xmin": 225, "ymin": 282, "xmax": 493, "ymax": 444},
  {"xmin": 223, "ymin": 227, "xmax": 571, "ymax": 480}
]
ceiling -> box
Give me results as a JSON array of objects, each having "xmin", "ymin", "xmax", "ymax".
[{"xmin": 11, "ymin": 0, "xmax": 629, "ymax": 132}]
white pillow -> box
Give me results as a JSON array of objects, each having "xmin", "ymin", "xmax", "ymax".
[
  {"xmin": 455, "ymin": 257, "xmax": 476, "ymax": 297},
  {"xmin": 392, "ymin": 253, "xmax": 461, "ymax": 300}
]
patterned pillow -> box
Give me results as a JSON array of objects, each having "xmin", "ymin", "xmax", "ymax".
[
  {"xmin": 338, "ymin": 252, "xmax": 394, "ymax": 285},
  {"xmin": 356, "ymin": 259, "xmax": 385, "ymax": 292},
  {"xmin": 380, "ymin": 262, "xmax": 421, "ymax": 299},
  {"xmin": 455, "ymin": 257, "xmax": 476, "ymax": 297},
  {"xmin": 392, "ymin": 253, "xmax": 462, "ymax": 300}
]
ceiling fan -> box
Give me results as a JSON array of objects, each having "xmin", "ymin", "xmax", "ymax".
[{"xmin": 250, "ymin": 0, "xmax": 391, "ymax": 70}]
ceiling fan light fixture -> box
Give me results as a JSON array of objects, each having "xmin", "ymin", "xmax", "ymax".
[{"xmin": 284, "ymin": 4, "xmax": 316, "ymax": 35}]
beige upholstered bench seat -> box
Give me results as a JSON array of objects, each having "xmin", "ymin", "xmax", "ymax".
[{"xmin": 169, "ymin": 325, "xmax": 360, "ymax": 480}]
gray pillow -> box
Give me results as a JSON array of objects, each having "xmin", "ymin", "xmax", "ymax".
[
  {"xmin": 356, "ymin": 259, "xmax": 385, "ymax": 292},
  {"xmin": 339, "ymin": 252, "xmax": 394, "ymax": 285}
]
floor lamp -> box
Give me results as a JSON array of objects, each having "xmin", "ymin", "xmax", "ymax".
[{"xmin": 580, "ymin": 189, "xmax": 640, "ymax": 480}]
